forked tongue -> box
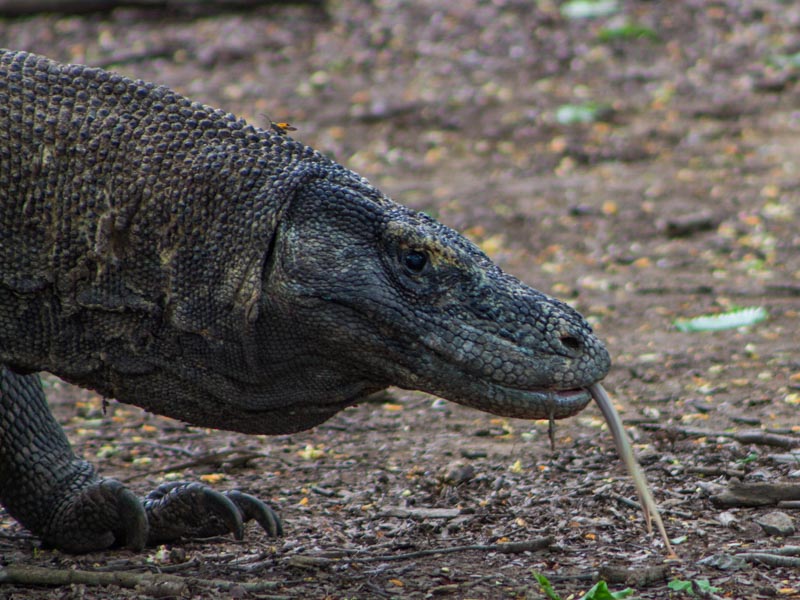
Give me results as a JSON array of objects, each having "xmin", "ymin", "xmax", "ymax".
[{"xmin": 588, "ymin": 383, "xmax": 675, "ymax": 557}]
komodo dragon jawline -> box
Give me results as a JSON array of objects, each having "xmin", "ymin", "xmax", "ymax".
[{"xmin": 0, "ymin": 49, "xmax": 611, "ymax": 553}]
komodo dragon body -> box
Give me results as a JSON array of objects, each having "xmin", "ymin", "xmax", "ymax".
[{"xmin": 0, "ymin": 50, "xmax": 610, "ymax": 552}]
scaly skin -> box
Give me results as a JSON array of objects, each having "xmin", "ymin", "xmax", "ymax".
[{"xmin": 0, "ymin": 50, "xmax": 610, "ymax": 552}]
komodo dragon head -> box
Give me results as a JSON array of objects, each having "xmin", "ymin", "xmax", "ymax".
[{"xmin": 216, "ymin": 167, "xmax": 612, "ymax": 434}]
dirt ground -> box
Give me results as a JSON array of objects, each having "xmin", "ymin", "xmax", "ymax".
[{"xmin": 2, "ymin": 1, "xmax": 800, "ymax": 598}]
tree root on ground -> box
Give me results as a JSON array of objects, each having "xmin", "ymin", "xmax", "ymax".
[
  {"xmin": 0, "ymin": 565, "xmax": 287, "ymax": 598},
  {"xmin": 710, "ymin": 482, "xmax": 800, "ymax": 507}
]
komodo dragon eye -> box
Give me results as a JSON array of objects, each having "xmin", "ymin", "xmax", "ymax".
[{"xmin": 402, "ymin": 249, "xmax": 428, "ymax": 273}]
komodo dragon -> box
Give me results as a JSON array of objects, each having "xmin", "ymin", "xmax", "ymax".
[{"xmin": 0, "ymin": 49, "xmax": 611, "ymax": 553}]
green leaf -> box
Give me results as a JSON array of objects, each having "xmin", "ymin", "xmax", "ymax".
[
  {"xmin": 597, "ymin": 23, "xmax": 659, "ymax": 42},
  {"xmin": 668, "ymin": 578, "xmax": 721, "ymax": 596},
  {"xmin": 735, "ymin": 452, "xmax": 759, "ymax": 465},
  {"xmin": 668, "ymin": 579, "xmax": 694, "ymax": 594},
  {"xmin": 670, "ymin": 535, "xmax": 688, "ymax": 545},
  {"xmin": 555, "ymin": 102, "xmax": 608, "ymax": 125},
  {"xmin": 533, "ymin": 572, "xmax": 563, "ymax": 600},
  {"xmin": 560, "ymin": 0, "xmax": 619, "ymax": 19},
  {"xmin": 694, "ymin": 579, "xmax": 721, "ymax": 593},
  {"xmin": 767, "ymin": 52, "xmax": 800, "ymax": 69},
  {"xmin": 674, "ymin": 306, "xmax": 767, "ymax": 332},
  {"xmin": 580, "ymin": 581, "xmax": 635, "ymax": 600}
]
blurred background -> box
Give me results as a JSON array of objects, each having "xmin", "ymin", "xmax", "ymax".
[{"xmin": 2, "ymin": 2, "xmax": 799, "ymax": 598}]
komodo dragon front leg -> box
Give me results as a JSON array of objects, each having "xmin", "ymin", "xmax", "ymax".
[{"xmin": 0, "ymin": 367, "xmax": 281, "ymax": 552}]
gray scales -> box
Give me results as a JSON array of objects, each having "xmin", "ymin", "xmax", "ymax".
[{"xmin": 0, "ymin": 50, "xmax": 610, "ymax": 553}]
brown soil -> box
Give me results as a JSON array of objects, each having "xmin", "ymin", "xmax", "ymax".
[{"xmin": 2, "ymin": 1, "xmax": 800, "ymax": 598}]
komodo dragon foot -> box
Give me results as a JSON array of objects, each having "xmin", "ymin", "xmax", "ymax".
[
  {"xmin": 0, "ymin": 366, "xmax": 282, "ymax": 553},
  {"xmin": 144, "ymin": 482, "xmax": 283, "ymax": 546}
]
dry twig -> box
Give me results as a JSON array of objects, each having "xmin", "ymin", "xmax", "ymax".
[
  {"xmin": 711, "ymin": 482, "xmax": 800, "ymax": 508},
  {"xmin": 350, "ymin": 536, "xmax": 554, "ymax": 562},
  {"xmin": 0, "ymin": 565, "xmax": 285, "ymax": 597},
  {"xmin": 599, "ymin": 564, "xmax": 671, "ymax": 587},
  {"xmin": 277, "ymin": 537, "xmax": 554, "ymax": 570},
  {"xmin": 639, "ymin": 424, "xmax": 799, "ymax": 448},
  {"xmin": 736, "ymin": 553, "xmax": 800, "ymax": 568}
]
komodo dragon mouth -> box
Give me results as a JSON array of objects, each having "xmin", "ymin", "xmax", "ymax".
[
  {"xmin": 528, "ymin": 387, "xmax": 593, "ymax": 417},
  {"xmin": 392, "ymin": 311, "xmax": 608, "ymax": 421},
  {"xmin": 419, "ymin": 375, "xmax": 595, "ymax": 422},
  {"xmin": 229, "ymin": 384, "xmax": 592, "ymax": 435},
  {"xmin": 534, "ymin": 387, "xmax": 591, "ymax": 406}
]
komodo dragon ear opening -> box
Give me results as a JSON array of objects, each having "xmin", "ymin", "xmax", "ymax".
[
  {"xmin": 267, "ymin": 163, "xmax": 332, "ymax": 222},
  {"xmin": 171, "ymin": 164, "xmax": 333, "ymax": 337},
  {"xmin": 256, "ymin": 162, "xmax": 335, "ymax": 284}
]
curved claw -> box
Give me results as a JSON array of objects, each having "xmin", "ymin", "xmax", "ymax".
[
  {"xmin": 225, "ymin": 490, "xmax": 284, "ymax": 537},
  {"xmin": 113, "ymin": 480, "xmax": 150, "ymax": 551},
  {"xmin": 44, "ymin": 479, "xmax": 148, "ymax": 553},
  {"xmin": 144, "ymin": 482, "xmax": 244, "ymax": 544}
]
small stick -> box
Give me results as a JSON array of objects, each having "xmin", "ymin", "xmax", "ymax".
[
  {"xmin": 736, "ymin": 553, "xmax": 800, "ymax": 568},
  {"xmin": 349, "ymin": 536, "xmax": 554, "ymax": 562},
  {"xmin": 638, "ymin": 423, "xmax": 800, "ymax": 448},
  {"xmin": 589, "ymin": 383, "xmax": 675, "ymax": 557},
  {"xmin": 599, "ymin": 564, "xmax": 671, "ymax": 586}
]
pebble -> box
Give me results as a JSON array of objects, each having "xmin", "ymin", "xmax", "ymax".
[
  {"xmin": 717, "ymin": 511, "xmax": 738, "ymax": 528},
  {"xmin": 754, "ymin": 511, "xmax": 796, "ymax": 536},
  {"xmin": 440, "ymin": 461, "xmax": 476, "ymax": 485}
]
